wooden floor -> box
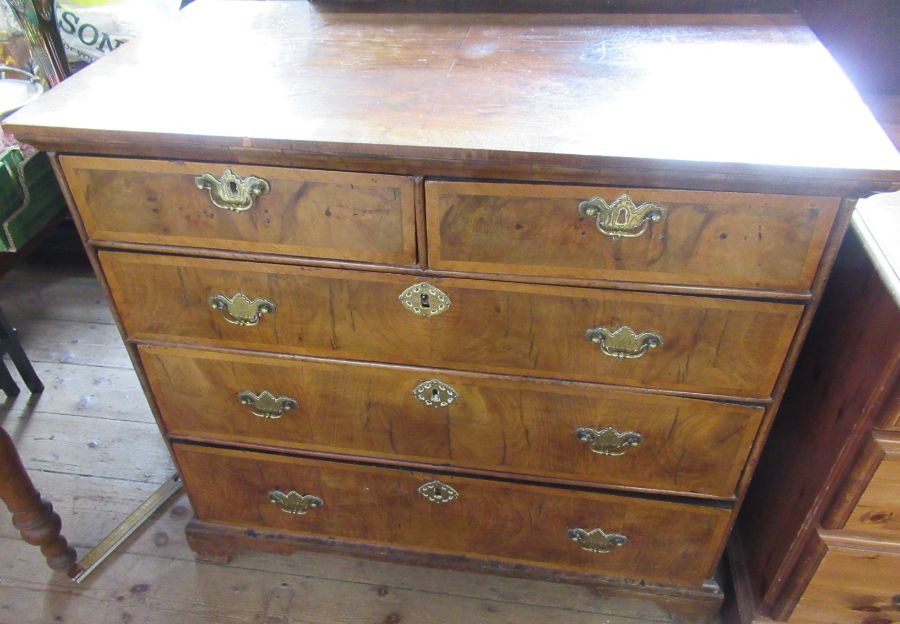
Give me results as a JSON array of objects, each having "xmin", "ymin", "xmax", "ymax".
[{"xmin": 0, "ymin": 257, "xmax": 685, "ymax": 624}]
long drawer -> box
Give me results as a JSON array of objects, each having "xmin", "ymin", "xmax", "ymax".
[
  {"xmin": 173, "ymin": 443, "xmax": 731, "ymax": 587},
  {"xmin": 61, "ymin": 156, "xmax": 418, "ymax": 265},
  {"xmin": 102, "ymin": 251, "xmax": 802, "ymax": 398},
  {"xmin": 142, "ymin": 345, "xmax": 763, "ymax": 497},
  {"xmin": 426, "ymin": 181, "xmax": 839, "ymax": 292}
]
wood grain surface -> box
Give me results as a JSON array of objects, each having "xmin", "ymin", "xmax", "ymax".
[
  {"xmin": 737, "ymin": 223, "xmax": 900, "ymax": 615},
  {"xmin": 6, "ymin": 4, "xmax": 899, "ymax": 192},
  {"xmin": 789, "ymin": 532, "xmax": 900, "ymax": 624},
  {"xmin": 101, "ymin": 251, "xmax": 802, "ymax": 398},
  {"xmin": 140, "ymin": 344, "xmax": 763, "ymax": 498},
  {"xmin": 824, "ymin": 432, "xmax": 900, "ymax": 539},
  {"xmin": 62, "ymin": 156, "xmax": 418, "ymax": 266},
  {"xmin": 173, "ymin": 443, "xmax": 731, "ymax": 588},
  {"xmin": 426, "ymin": 181, "xmax": 839, "ymax": 292}
]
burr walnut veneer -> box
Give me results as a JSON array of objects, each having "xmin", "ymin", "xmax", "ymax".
[{"xmin": 6, "ymin": 2, "xmax": 900, "ymax": 620}]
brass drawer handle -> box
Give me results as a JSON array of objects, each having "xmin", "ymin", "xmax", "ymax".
[
  {"xmin": 209, "ymin": 292, "xmax": 276, "ymax": 326},
  {"xmin": 567, "ymin": 527, "xmax": 628, "ymax": 553},
  {"xmin": 586, "ymin": 325, "xmax": 662, "ymax": 359},
  {"xmin": 238, "ymin": 391, "xmax": 299, "ymax": 419},
  {"xmin": 269, "ymin": 489, "xmax": 323, "ymax": 515},
  {"xmin": 399, "ymin": 282, "xmax": 451, "ymax": 318},
  {"xmin": 412, "ymin": 380, "xmax": 459, "ymax": 408},
  {"xmin": 418, "ymin": 480, "xmax": 459, "ymax": 504},
  {"xmin": 578, "ymin": 194, "xmax": 666, "ymax": 239},
  {"xmin": 575, "ymin": 426, "xmax": 642, "ymax": 456},
  {"xmin": 195, "ymin": 169, "xmax": 271, "ymax": 212}
]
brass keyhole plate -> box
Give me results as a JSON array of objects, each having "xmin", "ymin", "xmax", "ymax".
[{"xmin": 399, "ymin": 283, "xmax": 451, "ymax": 318}]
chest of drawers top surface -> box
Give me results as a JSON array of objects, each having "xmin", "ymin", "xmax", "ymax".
[{"xmin": 5, "ymin": 1, "xmax": 900, "ymax": 192}]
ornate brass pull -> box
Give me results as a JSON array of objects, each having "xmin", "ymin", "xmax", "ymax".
[
  {"xmin": 586, "ymin": 325, "xmax": 662, "ymax": 359},
  {"xmin": 238, "ymin": 391, "xmax": 299, "ymax": 419},
  {"xmin": 567, "ymin": 527, "xmax": 628, "ymax": 553},
  {"xmin": 399, "ymin": 282, "xmax": 451, "ymax": 318},
  {"xmin": 578, "ymin": 194, "xmax": 666, "ymax": 239},
  {"xmin": 418, "ymin": 480, "xmax": 459, "ymax": 504},
  {"xmin": 412, "ymin": 380, "xmax": 459, "ymax": 408},
  {"xmin": 575, "ymin": 427, "xmax": 642, "ymax": 456},
  {"xmin": 209, "ymin": 293, "xmax": 276, "ymax": 326},
  {"xmin": 269, "ymin": 489, "xmax": 323, "ymax": 515},
  {"xmin": 195, "ymin": 169, "xmax": 271, "ymax": 212}
]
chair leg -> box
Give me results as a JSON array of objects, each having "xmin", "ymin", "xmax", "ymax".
[
  {"xmin": 0, "ymin": 308, "xmax": 42, "ymax": 394},
  {"xmin": 0, "ymin": 426, "xmax": 77, "ymax": 572},
  {"xmin": 0, "ymin": 358, "xmax": 20, "ymax": 397}
]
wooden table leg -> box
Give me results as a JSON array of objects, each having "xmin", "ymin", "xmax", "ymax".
[{"xmin": 0, "ymin": 426, "xmax": 77, "ymax": 573}]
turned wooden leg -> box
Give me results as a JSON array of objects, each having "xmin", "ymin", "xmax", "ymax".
[{"xmin": 0, "ymin": 426, "xmax": 77, "ymax": 572}]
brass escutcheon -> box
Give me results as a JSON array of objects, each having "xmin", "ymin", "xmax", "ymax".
[
  {"xmin": 269, "ymin": 490, "xmax": 323, "ymax": 515},
  {"xmin": 195, "ymin": 169, "xmax": 271, "ymax": 212},
  {"xmin": 578, "ymin": 194, "xmax": 666, "ymax": 239},
  {"xmin": 209, "ymin": 293, "xmax": 276, "ymax": 326},
  {"xmin": 398, "ymin": 282, "xmax": 451, "ymax": 318},
  {"xmin": 418, "ymin": 480, "xmax": 459, "ymax": 504},
  {"xmin": 567, "ymin": 527, "xmax": 628, "ymax": 553},
  {"xmin": 575, "ymin": 426, "xmax": 642, "ymax": 456},
  {"xmin": 412, "ymin": 380, "xmax": 459, "ymax": 408},
  {"xmin": 238, "ymin": 391, "xmax": 299, "ymax": 419},
  {"xmin": 585, "ymin": 325, "xmax": 662, "ymax": 359}
]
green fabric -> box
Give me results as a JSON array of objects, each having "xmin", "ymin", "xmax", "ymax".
[{"xmin": 0, "ymin": 149, "xmax": 64, "ymax": 252}]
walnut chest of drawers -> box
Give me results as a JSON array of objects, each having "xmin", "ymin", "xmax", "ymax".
[{"xmin": 7, "ymin": 2, "xmax": 900, "ymax": 621}]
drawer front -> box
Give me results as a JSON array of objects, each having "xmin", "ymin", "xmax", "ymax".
[
  {"xmin": 61, "ymin": 156, "xmax": 418, "ymax": 265},
  {"xmin": 426, "ymin": 181, "xmax": 839, "ymax": 292},
  {"xmin": 173, "ymin": 443, "xmax": 731, "ymax": 587},
  {"xmin": 102, "ymin": 251, "xmax": 801, "ymax": 398},
  {"xmin": 791, "ymin": 533, "xmax": 900, "ymax": 624},
  {"xmin": 142, "ymin": 345, "xmax": 763, "ymax": 497},
  {"xmin": 837, "ymin": 434, "xmax": 900, "ymax": 539}
]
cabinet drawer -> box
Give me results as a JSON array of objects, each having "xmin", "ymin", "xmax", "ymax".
[
  {"xmin": 791, "ymin": 532, "xmax": 900, "ymax": 624},
  {"xmin": 61, "ymin": 156, "xmax": 418, "ymax": 265},
  {"xmin": 426, "ymin": 181, "xmax": 839, "ymax": 292},
  {"xmin": 173, "ymin": 443, "xmax": 730, "ymax": 587},
  {"xmin": 142, "ymin": 345, "xmax": 763, "ymax": 497},
  {"xmin": 102, "ymin": 252, "xmax": 802, "ymax": 398},
  {"xmin": 826, "ymin": 433, "xmax": 900, "ymax": 539}
]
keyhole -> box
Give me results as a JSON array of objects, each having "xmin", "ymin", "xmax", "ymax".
[
  {"xmin": 228, "ymin": 180, "xmax": 238, "ymax": 194},
  {"xmin": 434, "ymin": 489, "xmax": 443, "ymax": 499},
  {"xmin": 431, "ymin": 388, "xmax": 441, "ymax": 403},
  {"xmin": 420, "ymin": 293, "xmax": 430, "ymax": 308}
]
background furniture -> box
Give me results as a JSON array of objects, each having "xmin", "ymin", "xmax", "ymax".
[
  {"xmin": 0, "ymin": 426, "xmax": 77, "ymax": 573},
  {"xmin": 0, "ymin": 305, "xmax": 77, "ymax": 574},
  {"xmin": 0, "ymin": 306, "xmax": 41, "ymax": 395},
  {"xmin": 5, "ymin": 2, "xmax": 899, "ymax": 620},
  {"xmin": 729, "ymin": 188, "xmax": 900, "ymax": 622}
]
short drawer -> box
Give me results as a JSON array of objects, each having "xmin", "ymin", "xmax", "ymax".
[
  {"xmin": 173, "ymin": 443, "xmax": 731, "ymax": 587},
  {"xmin": 142, "ymin": 345, "xmax": 763, "ymax": 497},
  {"xmin": 102, "ymin": 252, "xmax": 802, "ymax": 398},
  {"xmin": 426, "ymin": 181, "xmax": 839, "ymax": 292},
  {"xmin": 825, "ymin": 433, "xmax": 900, "ymax": 539},
  {"xmin": 791, "ymin": 531, "xmax": 900, "ymax": 624},
  {"xmin": 61, "ymin": 156, "xmax": 417, "ymax": 265}
]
